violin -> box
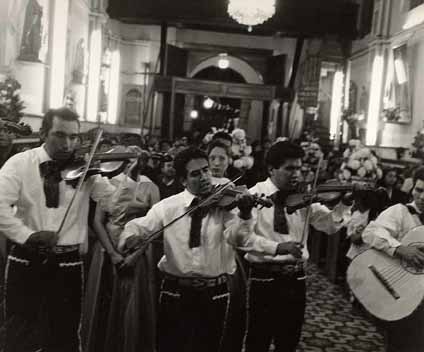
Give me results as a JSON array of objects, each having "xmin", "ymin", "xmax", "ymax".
[
  {"xmin": 285, "ymin": 180, "xmax": 375, "ymax": 214},
  {"xmin": 120, "ymin": 179, "xmax": 272, "ymax": 267},
  {"xmin": 203, "ymin": 184, "xmax": 273, "ymax": 210},
  {"xmin": 63, "ymin": 147, "xmax": 139, "ymax": 184}
]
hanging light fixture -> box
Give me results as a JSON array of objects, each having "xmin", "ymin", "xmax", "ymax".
[
  {"xmin": 203, "ymin": 97, "xmax": 214, "ymax": 109},
  {"xmin": 190, "ymin": 110, "xmax": 199, "ymax": 119},
  {"xmin": 218, "ymin": 53, "xmax": 230, "ymax": 69},
  {"xmin": 227, "ymin": 0, "xmax": 276, "ymax": 32}
]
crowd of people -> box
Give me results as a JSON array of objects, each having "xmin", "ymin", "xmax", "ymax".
[{"xmin": 0, "ymin": 108, "xmax": 423, "ymax": 352}]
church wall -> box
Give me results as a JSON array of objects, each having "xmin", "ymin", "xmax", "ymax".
[{"xmin": 349, "ymin": 0, "xmax": 424, "ymax": 149}]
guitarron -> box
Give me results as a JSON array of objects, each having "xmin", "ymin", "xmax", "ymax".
[{"xmin": 347, "ymin": 225, "xmax": 424, "ymax": 322}]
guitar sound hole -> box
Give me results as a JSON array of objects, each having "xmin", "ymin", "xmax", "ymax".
[{"xmin": 401, "ymin": 242, "xmax": 424, "ymax": 275}]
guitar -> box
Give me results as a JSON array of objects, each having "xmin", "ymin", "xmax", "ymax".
[{"xmin": 347, "ymin": 225, "xmax": 424, "ymax": 322}]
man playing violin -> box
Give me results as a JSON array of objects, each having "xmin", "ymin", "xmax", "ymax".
[
  {"xmin": 239, "ymin": 140, "xmax": 351, "ymax": 352},
  {"xmin": 362, "ymin": 166, "xmax": 424, "ymax": 352},
  {"xmin": 119, "ymin": 147, "xmax": 291, "ymax": 352},
  {"xmin": 0, "ymin": 107, "xmax": 138, "ymax": 352}
]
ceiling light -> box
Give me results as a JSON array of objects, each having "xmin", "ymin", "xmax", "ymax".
[
  {"xmin": 190, "ymin": 110, "xmax": 199, "ymax": 119},
  {"xmin": 218, "ymin": 53, "xmax": 229, "ymax": 69},
  {"xmin": 203, "ymin": 97, "xmax": 214, "ymax": 109},
  {"xmin": 227, "ymin": 0, "xmax": 276, "ymax": 32}
]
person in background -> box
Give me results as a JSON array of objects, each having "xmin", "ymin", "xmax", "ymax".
[
  {"xmin": 377, "ymin": 168, "xmax": 409, "ymax": 207},
  {"xmin": 97, "ymin": 138, "xmax": 114, "ymax": 153},
  {"xmin": 156, "ymin": 154, "xmax": 183, "ymax": 200},
  {"xmin": 86, "ymin": 146, "xmax": 161, "ymax": 352},
  {"xmin": 212, "ymin": 131, "xmax": 240, "ymax": 182},
  {"xmin": 362, "ymin": 166, "xmax": 424, "ymax": 352},
  {"xmin": 159, "ymin": 139, "xmax": 171, "ymax": 154},
  {"xmin": 150, "ymin": 152, "xmax": 163, "ymax": 183},
  {"xmin": 345, "ymin": 187, "xmax": 389, "ymax": 268},
  {"xmin": 207, "ymin": 140, "xmax": 232, "ymax": 185}
]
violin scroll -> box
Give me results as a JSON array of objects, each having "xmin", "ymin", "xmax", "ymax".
[{"xmin": 203, "ymin": 184, "xmax": 273, "ymax": 211}]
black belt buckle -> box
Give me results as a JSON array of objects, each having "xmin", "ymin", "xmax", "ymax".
[{"xmin": 190, "ymin": 278, "xmax": 209, "ymax": 289}]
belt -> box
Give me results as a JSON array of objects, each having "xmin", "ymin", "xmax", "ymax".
[
  {"xmin": 21, "ymin": 244, "xmax": 80, "ymax": 255},
  {"xmin": 250, "ymin": 261, "xmax": 305, "ymax": 275},
  {"xmin": 164, "ymin": 274, "xmax": 228, "ymax": 289}
]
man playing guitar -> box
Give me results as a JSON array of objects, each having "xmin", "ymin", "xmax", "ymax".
[{"xmin": 361, "ymin": 166, "xmax": 424, "ymax": 352}]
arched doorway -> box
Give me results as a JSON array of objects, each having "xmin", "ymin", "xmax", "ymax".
[
  {"xmin": 190, "ymin": 67, "xmax": 245, "ymax": 135},
  {"xmin": 186, "ymin": 55, "xmax": 264, "ymax": 141}
]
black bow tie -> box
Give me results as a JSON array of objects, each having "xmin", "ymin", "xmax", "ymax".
[
  {"xmin": 39, "ymin": 161, "xmax": 63, "ymax": 208},
  {"xmin": 271, "ymin": 191, "xmax": 290, "ymax": 235},
  {"xmin": 406, "ymin": 205, "xmax": 424, "ymax": 225},
  {"xmin": 188, "ymin": 197, "xmax": 209, "ymax": 248}
]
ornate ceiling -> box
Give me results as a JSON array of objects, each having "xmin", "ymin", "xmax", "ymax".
[{"xmin": 108, "ymin": 0, "xmax": 359, "ymax": 39}]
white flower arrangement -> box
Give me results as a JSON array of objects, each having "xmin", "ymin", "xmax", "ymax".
[{"xmin": 339, "ymin": 141, "xmax": 382, "ymax": 182}]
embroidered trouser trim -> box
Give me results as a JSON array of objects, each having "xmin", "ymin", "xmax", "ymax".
[
  {"xmin": 157, "ymin": 277, "xmax": 231, "ymax": 352},
  {"xmin": 4, "ymin": 245, "xmax": 84, "ymax": 352},
  {"xmin": 242, "ymin": 266, "xmax": 306, "ymax": 352}
]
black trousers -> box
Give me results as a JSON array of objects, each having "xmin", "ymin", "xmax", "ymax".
[
  {"xmin": 157, "ymin": 277, "xmax": 231, "ymax": 352},
  {"xmin": 4, "ymin": 245, "xmax": 84, "ymax": 352},
  {"xmin": 243, "ymin": 266, "xmax": 306, "ymax": 352}
]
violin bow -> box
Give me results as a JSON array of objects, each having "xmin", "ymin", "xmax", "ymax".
[
  {"xmin": 56, "ymin": 129, "xmax": 104, "ymax": 236},
  {"xmin": 300, "ymin": 154, "xmax": 324, "ymax": 244},
  {"xmin": 123, "ymin": 173, "xmax": 244, "ymax": 263}
]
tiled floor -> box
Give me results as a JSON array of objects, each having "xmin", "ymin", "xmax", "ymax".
[{"xmin": 271, "ymin": 264, "xmax": 385, "ymax": 352}]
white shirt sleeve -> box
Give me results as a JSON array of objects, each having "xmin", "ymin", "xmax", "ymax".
[
  {"xmin": 309, "ymin": 201, "xmax": 350, "ymax": 234},
  {"xmin": 362, "ymin": 204, "xmax": 404, "ymax": 256},
  {"xmin": 0, "ymin": 154, "xmax": 34, "ymax": 244},
  {"xmin": 118, "ymin": 203, "xmax": 164, "ymax": 250},
  {"xmin": 223, "ymin": 208, "xmax": 279, "ymax": 256}
]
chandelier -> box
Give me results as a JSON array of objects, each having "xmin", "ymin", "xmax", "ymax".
[{"xmin": 227, "ymin": 0, "xmax": 276, "ymax": 32}]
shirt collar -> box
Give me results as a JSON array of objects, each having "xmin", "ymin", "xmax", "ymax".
[
  {"xmin": 38, "ymin": 144, "xmax": 52, "ymax": 164},
  {"xmin": 264, "ymin": 177, "xmax": 279, "ymax": 196},
  {"xmin": 409, "ymin": 202, "xmax": 421, "ymax": 214},
  {"xmin": 183, "ymin": 188, "xmax": 197, "ymax": 208}
]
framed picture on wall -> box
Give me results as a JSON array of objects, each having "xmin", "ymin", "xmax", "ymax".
[{"xmin": 382, "ymin": 43, "xmax": 412, "ymax": 124}]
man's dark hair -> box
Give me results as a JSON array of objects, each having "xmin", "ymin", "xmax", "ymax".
[
  {"xmin": 41, "ymin": 107, "xmax": 80, "ymax": 135},
  {"xmin": 266, "ymin": 141, "xmax": 305, "ymax": 170},
  {"xmin": 212, "ymin": 131, "xmax": 232, "ymax": 145},
  {"xmin": 207, "ymin": 139, "xmax": 231, "ymax": 158},
  {"xmin": 174, "ymin": 147, "xmax": 208, "ymax": 179},
  {"xmin": 413, "ymin": 166, "xmax": 424, "ymax": 185}
]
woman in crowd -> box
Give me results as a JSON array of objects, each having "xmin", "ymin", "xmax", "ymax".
[
  {"xmin": 377, "ymin": 168, "xmax": 409, "ymax": 206},
  {"xmin": 207, "ymin": 139, "xmax": 232, "ymax": 185}
]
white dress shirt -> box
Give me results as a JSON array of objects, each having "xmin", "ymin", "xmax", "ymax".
[
  {"xmin": 119, "ymin": 189, "xmax": 278, "ymax": 277},
  {"xmin": 241, "ymin": 178, "xmax": 349, "ymax": 264},
  {"xmin": 346, "ymin": 209, "xmax": 370, "ymax": 259},
  {"xmin": 0, "ymin": 146, "xmax": 135, "ymax": 246},
  {"xmin": 362, "ymin": 202, "xmax": 421, "ymax": 256}
]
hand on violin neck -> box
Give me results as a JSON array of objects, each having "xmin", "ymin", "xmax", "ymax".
[
  {"xmin": 236, "ymin": 190, "xmax": 256, "ymax": 220},
  {"xmin": 124, "ymin": 235, "xmax": 144, "ymax": 252},
  {"xmin": 341, "ymin": 192, "xmax": 354, "ymax": 206}
]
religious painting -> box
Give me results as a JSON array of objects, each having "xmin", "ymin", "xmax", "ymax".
[
  {"xmin": 18, "ymin": 0, "xmax": 43, "ymax": 62},
  {"xmin": 382, "ymin": 43, "xmax": 412, "ymax": 124},
  {"xmin": 349, "ymin": 81, "xmax": 358, "ymax": 113},
  {"xmin": 123, "ymin": 86, "xmax": 144, "ymax": 126},
  {"xmin": 72, "ymin": 39, "xmax": 87, "ymax": 84}
]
